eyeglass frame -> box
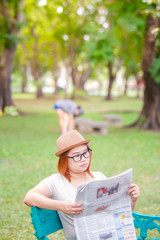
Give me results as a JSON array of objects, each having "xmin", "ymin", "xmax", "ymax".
[{"xmin": 67, "ymin": 148, "xmax": 92, "ymax": 162}]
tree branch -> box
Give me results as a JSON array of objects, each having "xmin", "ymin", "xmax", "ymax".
[{"xmin": 1, "ymin": 0, "xmax": 10, "ymax": 18}]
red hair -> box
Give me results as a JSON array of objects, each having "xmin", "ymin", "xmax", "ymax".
[{"xmin": 57, "ymin": 144, "xmax": 93, "ymax": 182}]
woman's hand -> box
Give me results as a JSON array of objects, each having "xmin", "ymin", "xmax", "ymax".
[
  {"xmin": 59, "ymin": 201, "xmax": 84, "ymax": 215},
  {"xmin": 127, "ymin": 183, "xmax": 140, "ymax": 211},
  {"xmin": 128, "ymin": 183, "xmax": 140, "ymax": 201}
]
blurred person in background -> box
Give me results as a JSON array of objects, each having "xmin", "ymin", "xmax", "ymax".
[{"xmin": 53, "ymin": 99, "xmax": 83, "ymax": 135}]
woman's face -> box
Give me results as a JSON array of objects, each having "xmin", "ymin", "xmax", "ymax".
[{"xmin": 67, "ymin": 144, "xmax": 90, "ymax": 174}]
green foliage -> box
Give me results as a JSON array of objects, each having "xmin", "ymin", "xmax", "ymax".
[
  {"xmin": 3, "ymin": 33, "xmax": 20, "ymax": 47},
  {"xmin": 1, "ymin": 0, "xmax": 160, "ymax": 109},
  {"xmin": 149, "ymin": 56, "xmax": 160, "ymax": 83},
  {"xmin": 0, "ymin": 0, "xmax": 25, "ymax": 50},
  {"xmin": 85, "ymin": 32, "xmax": 116, "ymax": 64},
  {"xmin": 4, "ymin": 106, "xmax": 19, "ymax": 116},
  {"xmin": 110, "ymin": 1, "xmax": 146, "ymax": 77},
  {"xmin": 6, "ymin": 0, "xmax": 157, "ymax": 91}
]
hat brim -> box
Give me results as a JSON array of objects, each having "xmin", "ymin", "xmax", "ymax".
[{"xmin": 55, "ymin": 139, "xmax": 91, "ymax": 157}]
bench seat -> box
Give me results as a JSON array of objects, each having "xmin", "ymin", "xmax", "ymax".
[{"xmin": 30, "ymin": 207, "xmax": 160, "ymax": 240}]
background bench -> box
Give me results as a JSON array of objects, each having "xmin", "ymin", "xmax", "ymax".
[
  {"xmin": 76, "ymin": 117, "xmax": 108, "ymax": 134},
  {"xmin": 102, "ymin": 115, "xmax": 122, "ymax": 127}
]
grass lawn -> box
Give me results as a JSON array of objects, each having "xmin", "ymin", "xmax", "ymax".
[{"xmin": 0, "ymin": 94, "xmax": 160, "ymax": 239}]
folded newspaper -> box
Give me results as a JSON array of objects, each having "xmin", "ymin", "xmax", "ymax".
[{"xmin": 74, "ymin": 168, "xmax": 136, "ymax": 240}]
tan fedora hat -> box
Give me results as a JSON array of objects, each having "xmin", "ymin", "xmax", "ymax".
[{"xmin": 55, "ymin": 130, "xmax": 91, "ymax": 157}]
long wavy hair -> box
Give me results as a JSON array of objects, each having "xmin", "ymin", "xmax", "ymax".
[{"xmin": 57, "ymin": 144, "xmax": 93, "ymax": 182}]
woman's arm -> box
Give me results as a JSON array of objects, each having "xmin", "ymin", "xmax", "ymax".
[
  {"xmin": 127, "ymin": 183, "xmax": 140, "ymax": 211},
  {"xmin": 24, "ymin": 183, "xmax": 83, "ymax": 215}
]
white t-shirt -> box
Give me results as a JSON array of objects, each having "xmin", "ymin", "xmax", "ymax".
[{"xmin": 41, "ymin": 171, "xmax": 106, "ymax": 240}]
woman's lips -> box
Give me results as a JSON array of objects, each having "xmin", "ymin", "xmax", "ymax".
[{"xmin": 80, "ymin": 163, "xmax": 88, "ymax": 168}]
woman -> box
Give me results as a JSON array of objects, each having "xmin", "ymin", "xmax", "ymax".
[{"xmin": 24, "ymin": 130, "xmax": 140, "ymax": 240}]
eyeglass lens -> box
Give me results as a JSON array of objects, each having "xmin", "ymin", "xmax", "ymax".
[{"xmin": 73, "ymin": 149, "xmax": 91, "ymax": 162}]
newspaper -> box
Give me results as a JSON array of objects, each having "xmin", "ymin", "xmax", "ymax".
[{"xmin": 74, "ymin": 168, "xmax": 136, "ymax": 240}]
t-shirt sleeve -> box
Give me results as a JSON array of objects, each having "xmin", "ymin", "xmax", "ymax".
[
  {"xmin": 93, "ymin": 171, "xmax": 107, "ymax": 180},
  {"xmin": 41, "ymin": 175, "xmax": 55, "ymax": 198}
]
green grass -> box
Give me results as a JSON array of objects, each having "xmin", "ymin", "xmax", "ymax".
[{"xmin": 0, "ymin": 94, "xmax": 160, "ymax": 239}]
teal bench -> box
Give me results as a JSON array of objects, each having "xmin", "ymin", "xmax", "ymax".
[
  {"xmin": 30, "ymin": 207, "xmax": 160, "ymax": 240},
  {"xmin": 30, "ymin": 207, "xmax": 63, "ymax": 240},
  {"xmin": 132, "ymin": 212, "xmax": 160, "ymax": 240}
]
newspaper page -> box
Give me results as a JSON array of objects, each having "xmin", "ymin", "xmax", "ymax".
[{"xmin": 74, "ymin": 168, "xmax": 136, "ymax": 240}]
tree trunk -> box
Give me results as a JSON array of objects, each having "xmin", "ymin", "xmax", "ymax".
[
  {"xmin": 78, "ymin": 66, "xmax": 92, "ymax": 90},
  {"xmin": 0, "ymin": 0, "xmax": 23, "ymax": 112},
  {"xmin": 0, "ymin": 47, "xmax": 16, "ymax": 111},
  {"xmin": 22, "ymin": 37, "xmax": 43, "ymax": 98},
  {"xmin": 127, "ymin": 14, "xmax": 160, "ymax": 131},
  {"xmin": 32, "ymin": 69, "xmax": 43, "ymax": 98},
  {"xmin": 31, "ymin": 59, "xmax": 43, "ymax": 98},
  {"xmin": 68, "ymin": 45, "xmax": 77, "ymax": 99},
  {"xmin": 30, "ymin": 27, "xmax": 43, "ymax": 98},
  {"xmin": 21, "ymin": 42, "xmax": 31, "ymax": 94},
  {"xmin": 136, "ymin": 75, "xmax": 142, "ymax": 99},
  {"xmin": 105, "ymin": 61, "xmax": 116, "ymax": 100},
  {"xmin": 21, "ymin": 64, "xmax": 27, "ymax": 93},
  {"xmin": 70, "ymin": 67, "xmax": 77, "ymax": 99},
  {"xmin": 123, "ymin": 73, "xmax": 128, "ymax": 96},
  {"xmin": 52, "ymin": 44, "xmax": 59, "ymax": 95}
]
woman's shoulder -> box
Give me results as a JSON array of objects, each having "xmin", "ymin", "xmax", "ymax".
[
  {"xmin": 92, "ymin": 171, "xmax": 107, "ymax": 180},
  {"xmin": 40, "ymin": 173, "xmax": 67, "ymax": 197},
  {"xmin": 41, "ymin": 173, "xmax": 64, "ymax": 183}
]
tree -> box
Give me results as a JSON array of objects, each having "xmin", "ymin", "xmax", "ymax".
[
  {"xmin": 21, "ymin": 1, "xmax": 49, "ymax": 98},
  {"xmin": 107, "ymin": 0, "xmax": 160, "ymax": 131},
  {"xmin": 83, "ymin": 27, "xmax": 118, "ymax": 100},
  {"xmin": 81, "ymin": 1, "xmax": 145, "ymax": 100},
  {"xmin": 0, "ymin": 0, "xmax": 23, "ymax": 112},
  {"xmin": 106, "ymin": 0, "xmax": 146, "ymax": 99},
  {"xmin": 130, "ymin": 13, "xmax": 160, "ymax": 130},
  {"xmin": 25, "ymin": 0, "xmax": 93, "ymax": 98}
]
